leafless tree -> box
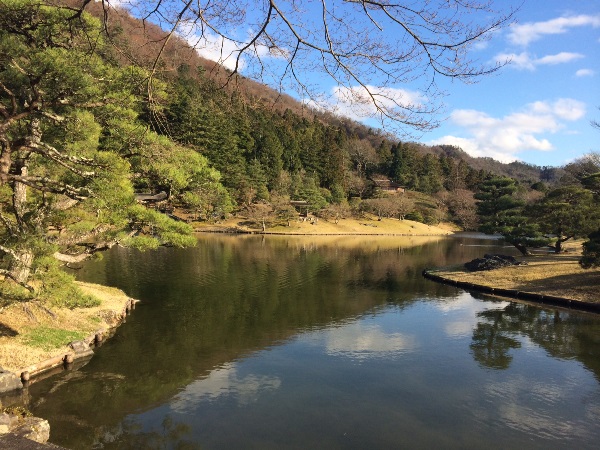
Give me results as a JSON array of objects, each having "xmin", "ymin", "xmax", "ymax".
[
  {"xmin": 77, "ymin": 0, "xmax": 516, "ymax": 134},
  {"xmin": 440, "ymin": 189, "xmax": 478, "ymax": 230},
  {"xmin": 346, "ymin": 139, "xmax": 378, "ymax": 178}
]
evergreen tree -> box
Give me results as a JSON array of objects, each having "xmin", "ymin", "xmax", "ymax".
[
  {"xmin": 320, "ymin": 127, "xmax": 347, "ymax": 189},
  {"xmin": 533, "ymin": 186, "xmax": 598, "ymax": 253},
  {"xmin": 246, "ymin": 159, "xmax": 270, "ymax": 202},
  {"xmin": 0, "ymin": 1, "xmax": 217, "ymax": 299},
  {"xmin": 390, "ymin": 142, "xmax": 419, "ymax": 189},
  {"xmin": 475, "ymin": 177, "xmax": 547, "ymax": 255},
  {"xmin": 252, "ymin": 127, "xmax": 284, "ymax": 189},
  {"xmin": 580, "ymin": 230, "xmax": 600, "ymax": 269},
  {"xmin": 296, "ymin": 174, "xmax": 327, "ymax": 213}
]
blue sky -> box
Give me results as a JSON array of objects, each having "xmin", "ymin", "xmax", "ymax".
[
  {"xmin": 422, "ymin": 0, "xmax": 600, "ymax": 166},
  {"xmin": 114, "ymin": 0, "xmax": 599, "ymax": 167}
]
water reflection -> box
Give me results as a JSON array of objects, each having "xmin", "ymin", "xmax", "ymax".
[
  {"xmin": 97, "ymin": 415, "xmax": 198, "ymax": 450},
  {"xmin": 321, "ymin": 321, "xmax": 418, "ymax": 360},
  {"xmin": 480, "ymin": 373, "xmax": 600, "ymax": 442},
  {"xmin": 172, "ymin": 362, "xmax": 282, "ymax": 409},
  {"xmin": 1, "ymin": 234, "xmax": 599, "ymax": 449},
  {"xmin": 469, "ymin": 296, "xmax": 600, "ymax": 379},
  {"xmin": 471, "ymin": 308, "xmax": 523, "ymax": 370}
]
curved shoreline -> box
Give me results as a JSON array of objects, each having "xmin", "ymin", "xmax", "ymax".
[
  {"xmin": 17, "ymin": 297, "xmax": 138, "ymax": 385},
  {"xmin": 422, "ymin": 268, "xmax": 600, "ymax": 314},
  {"xmin": 0, "ymin": 283, "xmax": 138, "ymax": 392}
]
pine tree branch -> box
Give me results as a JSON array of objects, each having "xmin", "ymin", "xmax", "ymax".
[{"xmin": 7, "ymin": 174, "xmax": 92, "ymax": 200}]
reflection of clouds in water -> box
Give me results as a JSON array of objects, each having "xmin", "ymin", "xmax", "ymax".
[
  {"xmin": 481, "ymin": 375, "xmax": 599, "ymax": 440},
  {"xmin": 433, "ymin": 292, "xmax": 511, "ymax": 339},
  {"xmin": 324, "ymin": 322, "xmax": 417, "ymax": 360},
  {"xmin": 170, "ymin": 362, "xmax": 281, "ymax": 411},
  {"xmin": 434, "ymin": 291, "xmax": 510, "ymax": 314},
  {"xmin": 444, "ymin": 320, "xmax": 473, "ymax": 338}
]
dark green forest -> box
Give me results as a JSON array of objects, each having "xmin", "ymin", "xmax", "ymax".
[{"xmin": 1, "ymin": 0, "xmax": 599, "ymax": 305}]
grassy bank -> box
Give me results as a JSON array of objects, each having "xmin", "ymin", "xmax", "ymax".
[
  {"xmin": 194, "ymin": 215, "xmax": 457, "ymax": 235},
  {"xmin": 432, "ymin": 243, "xmax": 600, "ymax": 304},
  {"xmin": 0, "ymin": 282, "xmax": 134, "ymax": 375}
]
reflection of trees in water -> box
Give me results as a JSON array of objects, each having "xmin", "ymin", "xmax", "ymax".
[
  {"xmin": 29, "ymin": 235, "xmax": 509, "ymax": 448},
  {"xmin": 98, "ymin": 415, "xmax": 199, "ymax": 450},
  {"xmin": 471, "ymin": 297, "xmax": 600, "ymax": 379},
  {"xmin": 470, "ymin": 306, "xmax": 522, "ymax": 370}
]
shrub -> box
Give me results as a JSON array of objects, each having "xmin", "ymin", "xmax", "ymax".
[
  {"xmin": 37, "ymin": 268, "xmax": 100, "ymax": 309},
  {"xmin": 405, "ymin": 211, "xmax": 424, "ymax": 223},
  {"xmin": 580, "ymin": 229, "xmax": 600, "ymax": 269}
]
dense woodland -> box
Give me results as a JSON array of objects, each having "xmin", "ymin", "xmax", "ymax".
[{"xmin": 1, "ymin": 1, "xmax": 599, "ymax": 306}]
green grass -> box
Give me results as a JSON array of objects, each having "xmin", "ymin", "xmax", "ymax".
[
  {"xmin": 21, "ymin": 326, "xmax": 87, "ymax": 351},
  {"xmin": 88, "ymin": 315, "xmax": 102, "ymax": 325}
]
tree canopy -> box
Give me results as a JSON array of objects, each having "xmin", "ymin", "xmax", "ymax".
[
  {"xmin": 533, "ymin": 186, "xmax": 597, "ymax": 253},
  {"xmin": 475, "ymin": 176, "xmax": 547, "ymax": 256},
  {"xmin": 0, "ymin": 0, "xmax": 228, "ymax": 302}
]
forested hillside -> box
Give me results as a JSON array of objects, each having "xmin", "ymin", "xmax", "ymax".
[{"xmin": 75, "ymin": 2, "xmax": 551, "ymax": 217}]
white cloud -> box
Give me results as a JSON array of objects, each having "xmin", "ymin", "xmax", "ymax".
[
  {"xmin": 535, "ymin": 52, "xmax": 584, "ymax": 65},
  {"xmin": 103, "ymin": 0, "xmax": 132, "ymax": 6},
  {"xmin": 328, "ymin": 85, "xmax": 423, "ymax": 121},
  {"xmin": 427, "ymin": 99, "xmax": 586, "ymax": 163},
  {"xmin": 323, "ymin": 322, "xmax": 417, "ymax": 360},
  {"xmin": 508, "ymin": 14, "xmax": 600, "ymax": 46},
  {"xmin": 176, "ymin": 22, "xmax": 243, "ymax": 71},
  {"xmin": 551, "ymin": 98, "xmax": 587, "ymax": 121},
  {"xmin": 170, "ymin": 362, "xmax": 281, "ymax": 410},
  {"xmin": 576, "ymin": 69, "xmax": 595, "ymax": 77},
  {"xmin": 496, "ymin": 52, "xmax": 584, "ymax": 71},
  {"xmin": 176, "ymin": 23, "xmax": 288, "ymax": 72}
]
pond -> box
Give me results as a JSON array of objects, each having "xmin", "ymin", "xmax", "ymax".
[{"xmin": 8, "ymin": 234, "xmax": 600, "ymax": 449}]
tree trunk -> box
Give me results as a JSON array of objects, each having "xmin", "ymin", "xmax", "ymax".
[
  {"xmin": 554, "ymin": 236, "xmax": 571, "ymax": 253},
  {"xmin": 514, "ymin": 243, "xmax": 531, "ymax": 256},
  {"xmin": 13, "ymin": 164, "xmax": 28, "ymax": 219},
  {"xmin": 0, "ymin": 137, "xmax": 11, "ymax": 184},
  {"xmin": 53, "ymin": 252, "xmax": 92, "ymax": 264},
  {"xmin": 8, "ymin": 249, "xmax": 34, "ymax": 285}
]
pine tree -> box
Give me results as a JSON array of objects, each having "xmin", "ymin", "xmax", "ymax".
[
  {"xmin": 533, "ymin": 186, "xmax": 598, "ymax": 253},
  {"xmin": 475, "ymin": 177, "xmax": 547, "ymax": 255},
  {"xmin": 0, "ymin": 1, "xmax": 217, "ymax": 299}
]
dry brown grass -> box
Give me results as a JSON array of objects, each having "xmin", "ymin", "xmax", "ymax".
[
  {"xmin": 195, "ymin": 215, "xmax": 456, "ymax": 236},
  {"xmin": 0, "ymin": 282, "xmax": 133, "ymax": 374},
  {"xmin": 434, "ymin": 244, "xmax": 600, "ymax": 304}
]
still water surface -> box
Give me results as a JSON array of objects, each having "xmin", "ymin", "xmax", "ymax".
[{"xmin": 12, "ymin": 234, "xmax": 600, "ymax": 448}]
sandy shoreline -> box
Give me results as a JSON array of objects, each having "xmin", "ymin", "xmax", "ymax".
[{"xmin": 193, "ymin": 216, "xmax": 458, "ymax": 236}]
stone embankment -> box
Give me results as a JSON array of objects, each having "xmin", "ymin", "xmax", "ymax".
[{"xmin": 0, "ymin": 409, "xmax": 64, "ymax": 448}]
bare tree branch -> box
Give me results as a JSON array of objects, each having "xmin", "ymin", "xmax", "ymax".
[{"xmin": 88, "ymin": 0, "xmax": 516, "ymax": 134}]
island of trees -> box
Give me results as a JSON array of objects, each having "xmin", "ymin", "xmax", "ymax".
[{"xmin": 1, "ymin": 0, "xmax": 599, "ymax": 308}]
